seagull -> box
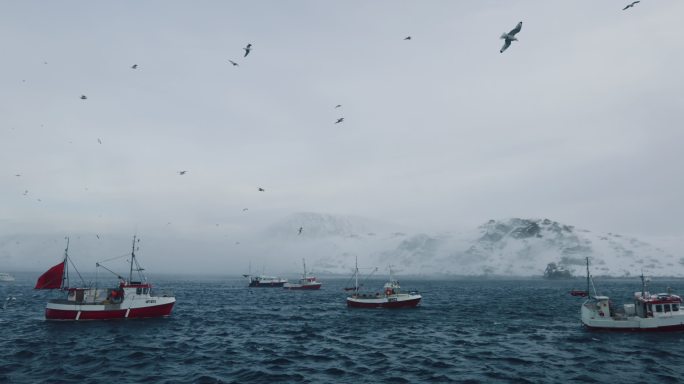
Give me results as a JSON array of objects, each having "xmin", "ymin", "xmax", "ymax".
[
  {"xmin": 178, "ymin": 170, "xmax": 187, "ymax": 175},
  {"xmin": 242, "ymin": 208, "xmax": 249, "ymax": 211},
  {"xmin": 623, "ymin": 1, "xmax": 640, "ymax": 10},
  {"xmin": 23, "ymin": 190, "xmax": 28, "ymax": 196},
  {"xmin": 229, "ymin": 60, "xmax": 239, "ymax": 66},
  {"xmin": 97, "ymin": 138, "xmax": 102, "ymax": 144},
  {"xmin": 96, "ymin": 234, "xmax": 100, "ymax": 239},
  {"xmin": 243, "ymin": 44, "xmax": 252, "ymax": 57},
  {"xmin": 298, "ymin": 227, "xmax": 303, "ymax": 235},
  {"xmin": 258, "ymin": 187, "xmax": 265, "ymax": 192},
  {"xmin": 404, "ymin": 36, "xmax": 411, "ymax": 40},
  {"xmin": 335, "ymin": 118, "xmax": 344, "ymax": 124},
  {"xmin": 14, "ymin": 174, "xmax": 21, "ymax": 177},
  {"xmin": 80, "ymin": 95, "xmax": 88, "ymax": 100},
  {"xmin": 131, "ymin": 64, "xmax": 138, "ymax": 69},
  {"xmin": 335, "ymin": 104, "xmax": 342, "ymax": 108},
  {"xmin": 500, "ymin": 21, "xmax": 522, "ymax": 53}
]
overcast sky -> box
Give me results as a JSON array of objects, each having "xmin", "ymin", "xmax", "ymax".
[{"xmin": 2, "ymin": 1, "xmax": 683, "ymax": 273}]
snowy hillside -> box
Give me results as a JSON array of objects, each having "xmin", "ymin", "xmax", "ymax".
[{"xmin": 262, "ymin": 214, "xmax": 683, "ymax": 277}]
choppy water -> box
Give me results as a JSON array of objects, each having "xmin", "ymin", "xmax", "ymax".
[{"xmin": 2, "ymin": 274, "xmax": 684, "ymax": 383}]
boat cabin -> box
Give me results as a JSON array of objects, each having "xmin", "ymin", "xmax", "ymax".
[
  {"xmin": 62, "ymin": 282, "xmax": 153, "ymax": 305},
  {"xmin": 634, "ymin": 292, "xmax": 682, "ymax": 318}
]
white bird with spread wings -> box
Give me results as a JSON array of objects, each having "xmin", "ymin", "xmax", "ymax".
[{"xmin": 500, "ymin": 21, "xmax": 522, "ymax": 53}]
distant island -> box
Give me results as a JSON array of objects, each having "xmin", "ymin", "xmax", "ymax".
[{"xmin": 543, "ymin": 262, "xmax": 574, "ymax": 279}]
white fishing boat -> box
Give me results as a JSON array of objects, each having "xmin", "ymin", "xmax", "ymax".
[
  {"xmin": 35, "ymin": 236, "xmax": 176, "ymax": 321},
  {"xmin": 579, "ymin": 257, "xmax": 684, "ymax": 331},
  {"xmin": 0, "ymin": 273, "xmax": 15, "ymax": 282},
  {"xmin": 283, "ymin": 259, "xmax": 322, "ymax": 290},
  {"xmin": 346, "ymin": 260, "xmax": 421, "ymax": 308}
]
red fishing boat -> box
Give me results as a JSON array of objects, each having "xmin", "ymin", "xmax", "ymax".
[
  {"xmin": 35, "ymin": 236, "xmax": 175, "ymax": 321},
  {"xmin": 570, "ymin": 289, "xmax": 588, "ymax": 297},
  {"xmin": 283, "ymin": 259, "xmax": 322, "ymax": 290},
  {"xmin": 346, "ymin": 260, "xmax": 421, "ymax": 308}
]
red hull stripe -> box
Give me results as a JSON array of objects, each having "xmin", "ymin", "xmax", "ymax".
[
  {"xmin": 45, "ymin": 302, "xmax": 174, "ymax": 320},
  {"xmin": 347, "ymin": 297, "xmax": 421, "ymax": 308},
  {"xmin": 284, "ymin": 285, "xmax": 322, "ymax": 290}
]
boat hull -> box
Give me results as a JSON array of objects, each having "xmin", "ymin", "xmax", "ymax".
[
  {"xmin": 581, "ymin": 303, "xmax": 684, "ymax": 332},
  {"xmin": 347, "ymin": 295, "xmax": 421, "ymax": 308},
  {"xmin": 45, "ymin": 300, "xmax": 175, "ymax": 321},
  {"xmin": 582, "ymin": 322, "xmax": 684, "ymax": 332},
  {"xmin": 249, "ymin": 281, "xmax": 286, "ymax": 288},
  {"xmin": 284, "ymin": 283, "xmax": 322, "ymax": 290}
]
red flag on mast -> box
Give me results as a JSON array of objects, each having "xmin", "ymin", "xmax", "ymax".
[{"xmin": 35, "ymin": 261, "xmax": 65, "ymax": 289}]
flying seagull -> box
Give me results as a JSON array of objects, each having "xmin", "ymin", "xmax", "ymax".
[
  {"xmin": 335, "ymin": 118, "xmax": 344, "ymax": 124},
  {"xmin": 500, "ymin": 21, "xmax": 522, "ymax": 53},
  {"xmin": 14, "ymin": 174, "xmax": 21, "ymax": 177},
  {"xmin": 242, "ymin": 208, "xmax": 248, "ymax": 211},
  {"xmin": 243, "ymin": 44, "xmax": 252, "ymax": 57},
  {"xmin": 298, "ymin": 226, "xmax": 303, "ymax": 235},
  {"xmin": 23, "ymin": 190, "xmax": 28, "ymax": 196},
  {"xmin": 623, "ymin": 1, "xmax": 640, "ymax": 10},
  {"xmin": 97, "ymin": 138, "xmax": 102, "ymax": 144},
  {"xmin": 404, "ymin": 36, "xmax": 411, "ymax": 40},
  {"xmin": 80, "ymin": 95, "xmax": 87, "ymax": 100},
  {"xmin": 178, "ymin": 170, "xmax": 187, "ymax": 175},
  {"xmin": 335, "ymin": 104, "xmax": 342, "ymax": 108},
  {"xmin": 258, "ymin": 187, "xmax": 265, "ymax": 192},
  {"xmin": 229, "ymin": 60, "xmax": 239, "ymax": 66},
  {"xmin": 131, "ymin": 64, "xmax": 138, "ymax": 69}
]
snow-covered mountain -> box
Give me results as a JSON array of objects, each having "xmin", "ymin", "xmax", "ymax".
[{"xmin": 263, "ymin": 213, "xmax": 683, "ymax": 277}]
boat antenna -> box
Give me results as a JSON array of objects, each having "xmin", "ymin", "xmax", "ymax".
[{"xmin": 303, "ymin": 258, "xmax": 307, "ymax": 278}]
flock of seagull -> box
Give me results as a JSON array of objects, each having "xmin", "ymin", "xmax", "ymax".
[{"xmin": 9, "ymin": 1, "xmax": 648, "ymax": 239}]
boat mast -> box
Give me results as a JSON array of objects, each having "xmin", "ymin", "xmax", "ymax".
[
  {"xmin": 355, "ymin": 256, "xmax": 359, "ymax": 292},
  {"xmin": 129, "ymin": 235, "xmax": 136, "ymax": 284},
  {"xmin": 302, "ymin": 258, "xmax": 307, "ymax": 278},
  {"xmin": 63, "ymin": 237, "xmax": 70, "ymax": 289},
  {"xmin": 640, "ymin": 270, "xmax": 646, "ymax": 298},
  {"xmin": 585, "ymin": 257, "xmax": 590, "ymax": 298}
]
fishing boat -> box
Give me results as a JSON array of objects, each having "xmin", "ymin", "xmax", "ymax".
[
  {"xmin": 243, "ymin": 274, "xmax": 288, "ymax": 287},
  {"xmin": 579, "ymin": 257, "xmax": 684, "ymax": 331},
  {"xmin": 346, "ymin": 260, "xmax": 421, "ymax": 308},
  {"xmin": 0, "ymin": 273, "xmax": 15, "ymax": 282},
  {"xmin": 35, "ymin": 236, "xmax": 175, "ymax": 321},
  {"xmin": 283, "ymin": 259, "xmax": 322, "ymax": 290}
]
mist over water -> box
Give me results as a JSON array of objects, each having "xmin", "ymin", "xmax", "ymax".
[{"xmin": 2, "ymin": 273, "xmax": 684, "ymax": 383}]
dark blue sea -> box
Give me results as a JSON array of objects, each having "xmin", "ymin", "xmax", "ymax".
[{"xmin": 2, "ymin": 274, "xmax": 684, "ymax": 383}]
